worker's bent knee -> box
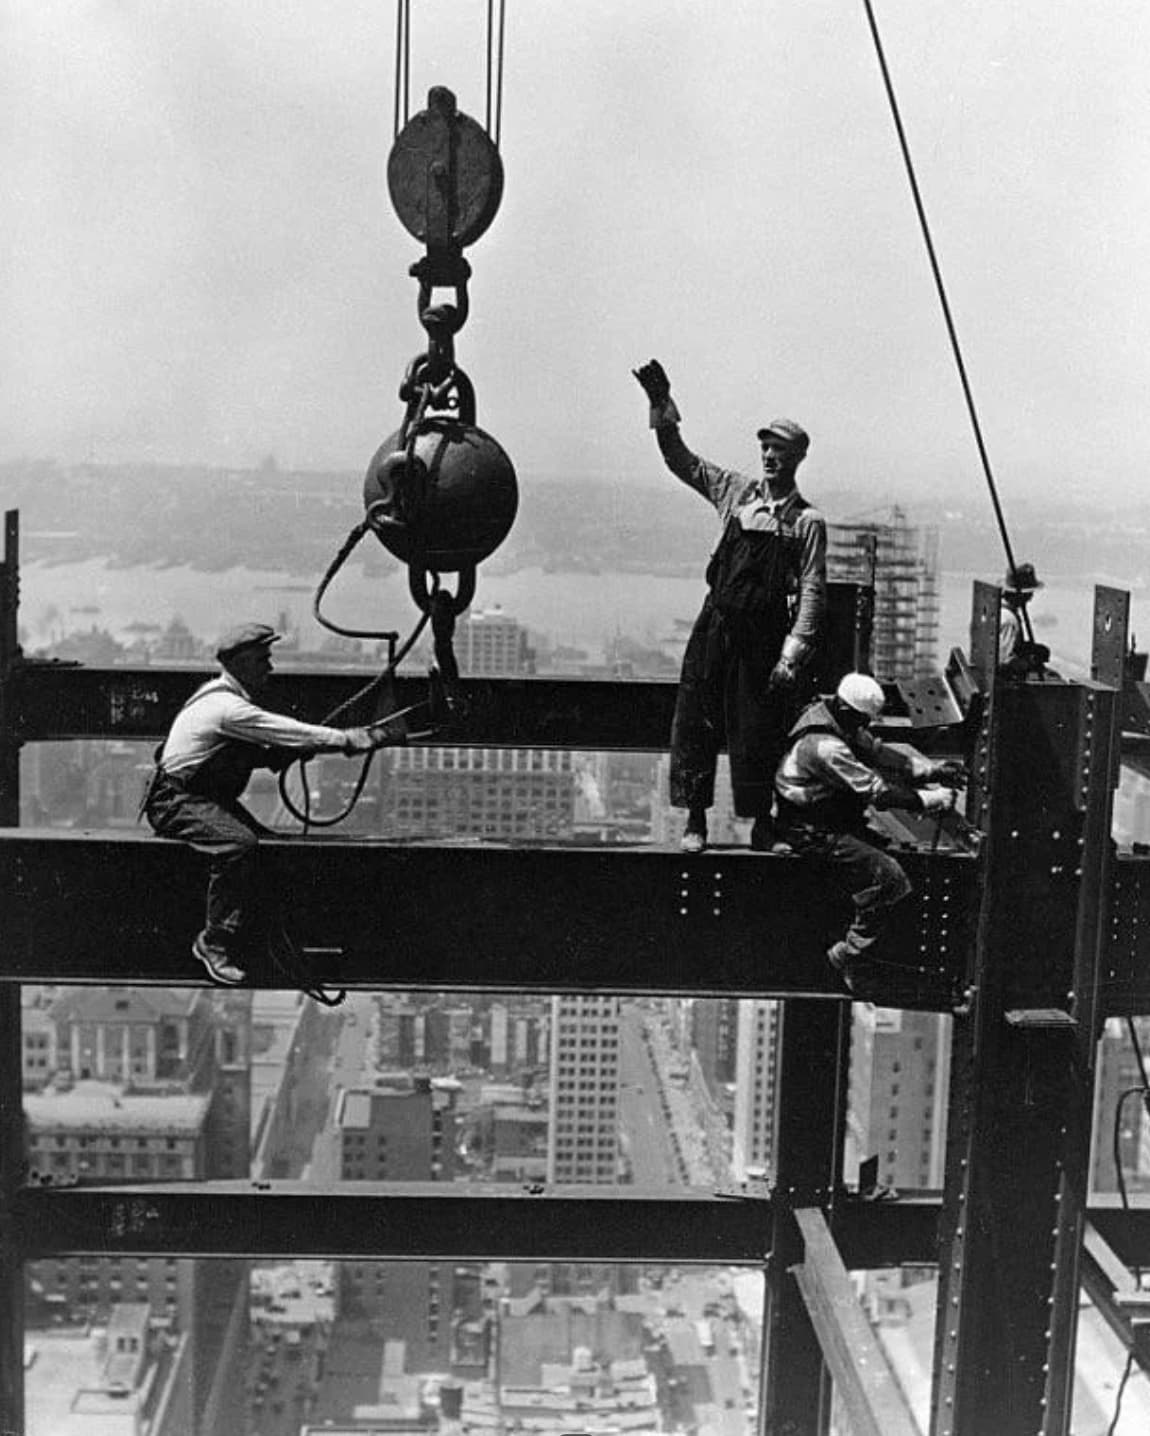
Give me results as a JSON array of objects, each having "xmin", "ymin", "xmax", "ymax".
[{"xmin": 874, "ymin": 854, "xmax": 913, "ymax": 906}]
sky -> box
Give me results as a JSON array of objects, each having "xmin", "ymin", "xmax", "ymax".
[{"xmin": 3, "ymin": 0, "xmax": 1150, "ymax": 512}]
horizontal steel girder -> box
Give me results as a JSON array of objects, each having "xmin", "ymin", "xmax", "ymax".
[
  {"xmin": 7, "ymin": 663, "xmax": 934, "ymax": 749},
  {"xmin": 14, "ymin": 1182, "xmax": 937, "ymax": 1266},
  {"xmin": 13, "ymin": 1184, "xmax": 1150, "ymax": 1269},
  {"xmin": 0, "ymin": 828, "xmax": 977, "ymax": 1007}
]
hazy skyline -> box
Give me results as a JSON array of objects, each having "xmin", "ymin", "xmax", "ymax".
[{"xmin": 3, "ymin": 2, "xmax": 1148, "ymax": 520}]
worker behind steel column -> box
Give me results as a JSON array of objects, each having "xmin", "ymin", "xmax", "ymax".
[
  {"xmin": 998, "ymin": 561, "xmax": 1051, "ymax": 677},
  {"xmin": 143, "ymin": 623, "xmax": 390, "ymax": 986},
  {"xmin": 774, "ymin": 673, "xmax": 966, "ymax": 992},
  {"xmin": 632, "ymin": 359, "xmax": 827, "ymax": 853}
]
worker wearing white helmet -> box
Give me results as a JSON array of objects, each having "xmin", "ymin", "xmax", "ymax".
[{"xmin": 774, "ymin": 672, "xmax": 966, "ymax": 991}]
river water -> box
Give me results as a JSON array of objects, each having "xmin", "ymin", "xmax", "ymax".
[{"xmin": 20, "ymin": 557, "xmax": 1143, "ymax": 673}]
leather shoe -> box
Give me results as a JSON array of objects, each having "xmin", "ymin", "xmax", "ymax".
[
  {"xmin": 680, "ymin": 829, "xmax": 707, "ymax": 854},
  {"xmin": 193, "ymin": 933, "xmax": 247, "ymax": 986}
]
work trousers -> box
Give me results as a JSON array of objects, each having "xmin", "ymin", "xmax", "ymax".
[
  {"xmin": 776, "ymin": 820, "xmax": 913, "ymax": 958},
  {"xmin": 670, "ymin": 606, "xmax": 790, "ymax": 820},
  {"xmin": 144, "ymin": 770, "xmax": 267, "ymax": 952}
]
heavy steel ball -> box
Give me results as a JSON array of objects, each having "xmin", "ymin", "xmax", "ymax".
[{"xmin": 363, "ymin": 418, "xmax": 518, "ymax": 573}]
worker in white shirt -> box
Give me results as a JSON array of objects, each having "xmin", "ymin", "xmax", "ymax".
[{"xmin": 144, "ymin": 623, "xmax": 390, "ymax": 985}]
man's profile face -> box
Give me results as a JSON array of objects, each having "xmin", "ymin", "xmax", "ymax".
[
  {"xmin": 759, "ymin": 437, "xmax": 801, "ymax": 488},
  {"xmin": 227, "ymin": 646, "xmax": 274, "ymax": 695}
]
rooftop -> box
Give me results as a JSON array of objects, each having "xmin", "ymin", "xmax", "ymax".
[{"xmin": 24, "ymin": 1079, "xmax": 210, "ymax": 1134}]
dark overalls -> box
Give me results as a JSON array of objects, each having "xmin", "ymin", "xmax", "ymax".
[
  {"xmin": 670, "ymin": 510, "xmax": 808, "ymax": 819},
  {"xmin": 773, "ymin": 704, "xmax": 914, "ymax": 960},
  {"xmin": 143, "ymin": 730, "xmax": 286, "ymax": 955}
]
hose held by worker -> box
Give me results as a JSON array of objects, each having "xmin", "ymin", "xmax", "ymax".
[{"xmin": 142, "ymin": 623, "xmax": 399, "ymax": 986}]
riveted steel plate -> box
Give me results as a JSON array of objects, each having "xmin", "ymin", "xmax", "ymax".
[{"xmin": 1092, "ymin": 584, "xmax": 1130, "ymax": 688}]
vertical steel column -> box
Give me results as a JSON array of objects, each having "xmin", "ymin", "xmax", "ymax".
[
  {"xmin": 1042, "ymin": 587, "xmax": 1127, "ymax": 1432},
  {"xmin": 761, "ymin": 999, "xmax": 852, "ymax": 1436},
  {"xmin": 0, "ymin": 511, "xmax": 20, "ymax": 826},
  {"xmin": 0, "ymin": 988, "xmax": 24, "ymax": 1436},
  {"xmin": 0, "ymin": 513, "xmax": 23, "ymax": 1432},
  {"xmin": 930, "ymin": 586, "xmax": 1125, "ymax": 1436}
]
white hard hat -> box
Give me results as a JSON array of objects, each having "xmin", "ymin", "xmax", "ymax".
[{"xmin": 836, "ymin": 672, "xmax": 885, "ymax": 719}]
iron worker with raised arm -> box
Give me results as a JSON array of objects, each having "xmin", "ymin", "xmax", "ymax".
[
  {"xmin": 144, "ymin": 623, "xmax": 390, "ymax": 986},
  {"xmin": 633, "ymin": 358, "xmax": 827, "ymax": 852},
  {"xmin": 774, "ymin": 673, "xmax": 966, "ymax": 992}
]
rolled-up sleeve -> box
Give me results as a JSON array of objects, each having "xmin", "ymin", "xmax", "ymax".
[
  {"xmin": 655, "ymin": 426, "xmax": 752, "ymax": 517},
  {"xmin": 782, "ymin": 509, "xmax": 827, "ymax": 662}
]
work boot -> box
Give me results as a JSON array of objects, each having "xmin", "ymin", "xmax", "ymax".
[
  {"xmin": 827, "ymin": 941, "xmax": 859, "ymax": 993},
  {"xmin": 192, "ymin": 932, "xmax": 247, "ymax": 986}
]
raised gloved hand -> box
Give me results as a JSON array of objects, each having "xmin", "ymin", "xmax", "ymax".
[
  {"xmin": 766, "ymin": 656, "xmax": 799, "ymax": 694},
  {"xmin": 920, "ymin": 785, "xmax": 958, "ymax": 814},
  {"xmin": 632, "ymin": 359, "xmax": 682, "ymax": 428},
  {"xmin": 929, "ymin": 759, "xmax": 968, "ymax": 788}
]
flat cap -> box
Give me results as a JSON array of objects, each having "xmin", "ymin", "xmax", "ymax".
[
  {"xmin": 756, "ymin": 418, "xmax": 810, "ymax": 454},
  {"xmin": 216, "ymin": 622, "xmax": 282, "ymax": 663}
]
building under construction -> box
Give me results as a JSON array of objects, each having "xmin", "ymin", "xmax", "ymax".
[{"xmin": 828, "ymin": 507, "xmax": 941, "ymax": 681}]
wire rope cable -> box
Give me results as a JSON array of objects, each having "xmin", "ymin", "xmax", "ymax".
[
  {"xmin": 492, "ymin": 0, "xmax": 507, "ymax": 147},
  {"xmin": 860, "ymin": 0, "xmax": 1034, "ymax": 645}
]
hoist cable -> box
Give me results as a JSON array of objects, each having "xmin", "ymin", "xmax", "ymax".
[
  {"xmin": 393, "ymin": 0, "xmax": 401, "ymax": 140},
  {"xmin": 393, "ymin": 0, "xmax": 411, "ymax": 138},
  {"xmin": 486, "ymin": 0, "xmax": 494, "ymax": 137},
  {"xmin": 860, "ymin": 0, "xmax": 1034, "ymax": 645},
  {"xmin": 493, "ymin": 0, "xmax": 507, "ymax": 148}
]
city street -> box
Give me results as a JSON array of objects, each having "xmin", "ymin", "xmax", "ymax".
[
  {"xmin": 302, "ymin": 992, "xmax": 376, "ymax": 1183},
  {"xmin": 619, "ymin": 1003, "xmax": 688, "ymax": 1186}
]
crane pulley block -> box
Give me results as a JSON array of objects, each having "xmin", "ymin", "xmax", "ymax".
[{"xmin": 387, "ymin": 86, "xmax": 504, "ymax": 252}]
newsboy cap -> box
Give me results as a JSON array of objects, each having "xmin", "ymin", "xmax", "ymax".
[
  {"xmin": 756, "ymin": 418, "xmax": 810, "ymax": 454},
  {"xmin": 216, "ymin": 622, "xmax": 282, "ymax": 663}
]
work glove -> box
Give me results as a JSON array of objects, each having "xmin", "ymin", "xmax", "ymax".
[
  {"xmin": 928, "ymin": 759, "xmax": 968, "ymax": 788},
  {"xmin": 919, "ymin": 785, "xmax": 958, "ymax": 814},
  {"xmin": 766, "ymin": 656, "xmax": 799, "ymax": 695},
  {"xmin": 342, "ymin": 727, "xmax": 379, "ymax": 754},
  {"xmin": 632, "ymin": 358, "xmax": 682, "ymax": 428}
]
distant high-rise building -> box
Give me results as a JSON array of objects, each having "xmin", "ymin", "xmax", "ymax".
[
  {"xmin": 454, "ymin": 606, "xmax": 535, "ymax": 676},
  {"xmin": 845, "ymin": 1006, "xmax": 951, "ymax": 1191},
  {"xmin": 23, "ymin": 1079, "xmax": 248, "ymax": 1435},
  {"xmin": 828, "ymin": 507, "xmax": 940, "ymax": 679},
  {"xmin": 381, "ymin": 746, "xmax": 576, "ymax": 841},
  {"xmin": 335, "ymin": 1074, "xmax": 463, "ymax": 1371},
  {"xmin": 547, "ymin": 995, "xmax": 622, "ymax": 1184},
  {"xmin": 731, "ymin": 1000, "xmax": 782, "ymax": 1183},
  {"xmin": 691, "ymin": 997, "xmax": 739, "ymax": 1096}
]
